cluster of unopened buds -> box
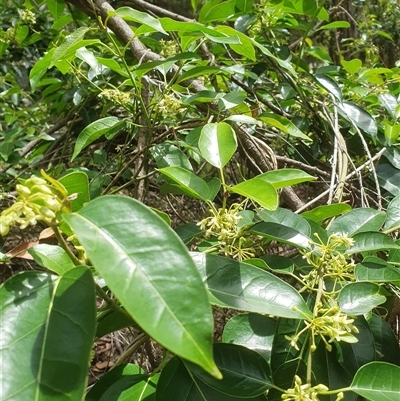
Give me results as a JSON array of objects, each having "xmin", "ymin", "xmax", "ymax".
[
  {"xmin": 0, "ymin": 171, "xmax": 68, "ymax": 236},
  {"xmin": 198, "ymin": 203, "xmax": 263, "ymax": 260},
  {"xmin": 99, "ymin": 89, "xmax": 131, "ymax": 106},
  {"xmin": 286, "ymin": 303, "xmax": 359, "ymax": 352},
  {"xmin": 302, "ymin": 233, "xmax": 355, "ymax": 284},
  {"xmin": 282, "ymin": 376, "xmax": 343, "ymax": 401}
]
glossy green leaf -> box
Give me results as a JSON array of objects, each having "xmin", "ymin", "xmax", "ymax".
[
  {"xmin": 96, "ymin": 308, "xmax": 136, "ymax": 338},
  {"xmin": 150, "ymin": 143, "xmax": 193, "ymax": 171},
  {"xmin": 368, "ymin": 313, "xmax": 400, "ymax": 365},
  {"xmin": 317, "ymin": 21, "xmax": 350, "ymax": 30},
  {"xmin": 64, "ymin": 196, "xmax": 220, "ymax": 378},
  {"xmin": 338, "ymin": 101, "xmax": 378, "ymax": 137},
  {"xmin": 175, "ymin": 223, "xmax": 204, "ymax": 244},
  {"xmin": 199, "ymin": 0, "xmax": 235, "ymax": 23},
  {"xmin": 384, "ymin": 121, "xmax": 400, "ymax": 146},
  {"xmin": 156, "ymin": 357, "xmax": 267, "ymax": 401},
  {"xmin": 59, "ymin": 171, "xmax": 90, "ymax": 211},
  {"xmin": 186, "ymin": 343, "xmax": 273, "ymax": 397},
  {"xmin": 47, "ymin": 0, "xmax": 65, "ymax": 19},
  {"xmin": 312, "ymin": 340, "xmax": 356, "ymax": 401},
  {"xmin": 198, "ymin": 122, "xmax": 237, "ymax": 168},
  {"xmin": 222, "ymin": 314, "xmax": 277, "ymax": 361},
  {"xmin": 355, "ymin": 257, "xmax": 400, "ymax": 284},
  {"xmin": 257, "ymin": 208, "xmax": 312, "ymax": 237},
  {"xmin": 301, "ymin": 203, "xmax": 351, "ymax": 222},
  {"xmin": 116, "ymin": 7, "xmax": 167, "ymax": 34},
  {"xmin": 384, "ymin": 194, "xmax": 400, "ymax": 230},
  {"xmin": 315, "ymin": 74, "xmax": 343, "ymax": 101},
  {"xmin": 0, "ymin": 267, "xmax": 96, "ymax": 400},
  {"xmin": 338, "ymin": 316, "xmax": 376, "ymax": 376},
  {"xmin": 230, "ymin": 178, "xmax": 278, "ymax": 210},
  {"xmin": 216, "ymin": 26, "xmax": 256, "ymax": 61},
  {"xmin": 377, "ymin": 163, "xmax": 400, "ymax": 197},
  {"xmin": 327, "ymin": 208, "xmax": 386, "ymax": 236},
  {"xmin": 347, "ymin": 232, "xmax": 399, "ymax": 254},
  {"xmin": 341, "ymin": 59, "xmax": 362, "ymax": 75},
  {"xmin": 379, "ymin": 93, "xmax": 399, "ymax": 116},
  {"xmin": 28, "ymin": 244, "xmax": 75, "ymax": 275},
  {"xmin": 86, "ymin": 364, "xmax": 147, "ymax": 401},
  {"xmin": 218, "ymin": 92, "xmax": 247, "ymax": 110},
  {"xmin": 30, "ymin": 48, "xmax": 55, "ymax": 91},
  {"xmin": 256, "ymin": 168, "xmax": 316, "ymax": 189},
  {"xmin": 258, "ymin": 113, "xmax": 310, "ymax": 141},
  {"xmin": 338, "ymin": 282, "xmax": 387, "ymax": 315},
  {"xmin": 72, "ymin": 117, "xmax": 123, "ymax": 161},
  {"xmin": 225, "ymin": 114, "xmax": 259, "ymax": 124},
  {"xmin": 251, "ymin": 222, "xmax": 312, "ymax": 250},
  {"xmin": 158, "ymin": 166, "xmax": 212, "ymax": 201},
  {"xmin": 51, "ymin": 27, "xmax": 100, "ymax": 66},
  {"xmin": 177, "ymin": 67, "xmax": 225, "ymax": 84},
  {"xmin": 191, "ymin": 252, "xmax": 313, "ymax": 319},
  {"xmin": 350, "ymin": 362, "xmax": 400, "ymax": 401},
  {"xmin": 260, "ymin": 254, "xmax": 294, "ymax": 274}
]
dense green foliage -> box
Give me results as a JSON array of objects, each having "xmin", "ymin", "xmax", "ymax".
[{"xmin": 1, "ymin": 0, "xmax": 400, "ymax": 400}]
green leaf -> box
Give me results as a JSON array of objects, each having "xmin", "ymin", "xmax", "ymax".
[
  {"xmin": 96, "ymin": 308, "xmax": 136, "ymax": 338},
  {"xmin": 199, "ymin": 0, "xmax": 236, "ymax": 23},
  {"xmin": 347, "ymin": 232, "xmax": 399, "ymax": 254},
  {"xmin": 191, "ymin": 252, "xmax": 313, "ymax": 319},
  {"xmin": 378, "ymin": 93, "xmax": 398, "ymax": 119},
  {"xmin": 384, "ymin": 121, "xmax": 400, "ymax": 146},
  {"xmin": 64, "ymin": 196, "xmax": 220, "ymax": 378},
  {"xmin": 156, "ymin": 357, "xmax": 267, "ymax": 401},
  {"xmin": 384, "ymin": 194, "xmax": 400, "ymax": 230},
  {"xmin": 350, "ymin": 362, "xmax": 400, "ymax": 401},
  {"xmin": 256, "ymin": 168, "xmax": 316, "ymax": 189},
  {"xmin": 315, "ymin": 74, "xmax": 343, "ymax": 102},
  {"xmin": 116, "ymin": 7, "xmax": 167, "ymax": 34},
  {"xmin": 47, "ymin": 0, "xmax": 65, "ymax": 19},
  {"xmin": 257, "ymin": 208, "xmax": 312, "ymax": 238},
  {"xmin": 338, "ymin": 282, "xmax": 387, "ymax": 315},
  {"xmin": 230, "ymin": 178, "xmax": 278, "ymax": 210},
  {"xmin": 251, "ymin": 222, "xmax": 312, "ymax": 250},
  {"xmin": 30, "ymin": 48, "xmax": 55, "ymax": 92},
  {"xmin": 222, "ymin": 314, "xmax": 277, "ymax": 362},
  {"xmin": 86, "ymin": 364, "xmax": 147, "ymax": 401},
  {"xmin": 327, "ymin": 208, "xmax": 386, "ymax": 236},
  {"xmin": 0, "ymin": 267, "xmax": 96, "ymax": 400},
  {"xmin": 301, "ymin": 203, "xmax": 351, "ymax": 222},
  {"xmin": 317, "ymin": 21, "xmax": 350, "ymax": 30},
  {"xmin": 158, "ymin": 166, "xmax": 212, "ymax": 201},
  {"xmin": 341, "ymin": 59, "xmax": 362, "ymax": 75},
  {"xmin": 186, "ymin": 343, "xmax": 273, "ymax": 397},
  {"xmin": 198, "ymin": 122, "xmax": 237, "ymax": 168},
  {"xmin": 177, "ymin": 66, "xmax": 225, "ymax": 84},
  {"xmin": 28, "ymin": 244, "xmax": 76, "ymax": 275},
  {"xmin": 72, "ymin": 117, "xmax": 123, "ymax": 161},
  {"xmin": 338, "ymin": 101, "xmax": 378, "ymax": 137},
  {"xmin": 258, "ymin": 113, "xmax": 310, "ymax": 141},
  {"xmin": 368, "ymin": 313, "xmax": 400, "ymax": 365},
  {"xmin": 355, "ymin": 257, "xmax": 400, "ymax": 284},
  {"xmin": 218, "ymin": 92, "xmax": 247, "ymax": 110},
  {"xmin": 150, "ymin": 143, "xmax": 193, "ymax": 171},
  {"xmin": 175, "ymin": 223, "xmax": 204, "ymax": 244},
  {"xmin": 225, "ymin": 114, "xmax": 259, "ymax": 124},
  {"xmin": 59, "ymin": 171, "xmax": 90, "ymax": 211},
  {"xmin": 51, "ymin": 27, "xmax": 89, "ymax": 66},
  {"xmin": 216, "ymin": 26, "xmax": 256, "ymax": 61},
  {"xmin": 377, "ymin": 163, "xmax": 400, "ymax": 197}
]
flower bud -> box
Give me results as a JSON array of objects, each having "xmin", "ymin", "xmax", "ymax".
[
  {"xmin": 26, "ymin": 176, "xmax": 47, "ymax": 186},
  {"xmin": 16, "ymin": 184, "xmax": 31, "ymax": 197},
  {"xmin": 43, "ymin": 197, "xmax": 61, "ymax": 211},
  {"xmin": 0, "ymin": 222, "xmax": 10, "ymax": 236},
  {"xmin": 40, "ymin": 207, "xmax": 56, "ymax": 220}
]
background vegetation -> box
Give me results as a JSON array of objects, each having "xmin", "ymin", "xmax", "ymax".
[{"xmin": 1, "ymin": 0, "xmax": 400, "ymax": 400}]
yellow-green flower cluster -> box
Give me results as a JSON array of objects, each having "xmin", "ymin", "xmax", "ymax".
[
  {"xmin": 99, "ymin": 89, "xmax": 131, "ymax": 106},
  {"xmin": 286, "ymin": 303, "xmax": 359, "ymax": 353},
  {"xmin": 198, "ymin": 203, "xmax": 263, "ymax": 260},
  {"xmin": 20, "ymin": 9, "xmax": 36, "ymax": 24},
  {"xmin": 158, "ymin": 93, "xmax": 183, "ymax": 115},
  {"xmin": 0, "ymin": 172, "xmax": 68, "ymax": 236},
  {"xmin": 282, "ymin": 376, "xmax": 343, "ymax": 401},
  {"xmin": 302, "ymin": 233, "xmax": 355, "ymax": 285},
  {"xmin": 159, "ymin": 39, "xmax": 178, "ymax": 57}
]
